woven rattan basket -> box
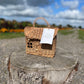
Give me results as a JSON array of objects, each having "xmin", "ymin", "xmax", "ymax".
[{"xmin": 24, "ymin": 17, "xmax": 59, "ymax": 58}]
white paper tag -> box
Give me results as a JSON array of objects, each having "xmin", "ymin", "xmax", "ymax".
[{"xmin": 40, "ymin": 28, "xmax": 55, "ymax": 45}]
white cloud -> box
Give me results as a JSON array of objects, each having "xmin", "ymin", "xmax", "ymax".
[
  {"xmin": 56, "ymin": 10, "xmax": 84, "ymax": 20},
  {"xmin": 0, "ymin": 3, "xmax": 84, "ymax": 27},
  {"xmin": 0, "ymin": 6, "xmax": 6, "ymax": 10},
  {"xmin": 61, "ymin": 0, "xmax": 79, "ymax": 9},
  {"xmin": 46, "ymin": 7, "xmax": 53, "ymax": 13},
  {"xmin": 0, "ymin": 5, "xmax": 51, "ymax": 17},
  {"xmin": 54, "ymin": 9, "xmax": 84, "ymax": 27},
  {"xmin": 0, "ymin": 0, "xmax": 55, "ymax": 7},
  {"xmin": 46, "ymin": 18, "xmax": 84, "ymax": 27},
  {"xmin": 55, "ymin": 3, "xmax": 59, "ymax": 9},
  {"xmin": 6, "ymin": 5, "xmax": 24, "ymax": 10},
  {"xmin": 0, "ymin": 5, "xmax": 24, "ymax": 11},
  {"xmin": 82, "ymin": 6, "xmax": 84, "ymax": 12}
]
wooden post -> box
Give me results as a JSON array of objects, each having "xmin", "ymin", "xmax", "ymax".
[{"xmin": 8, "ymin": 48, "xmax": 78, "ymax": 84}]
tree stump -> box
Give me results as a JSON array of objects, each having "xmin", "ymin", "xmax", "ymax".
[{"xmin": 8, "ymin": 47, "xmax": 78, "ymax": 84}]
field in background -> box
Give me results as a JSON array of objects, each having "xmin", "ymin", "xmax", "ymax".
[
  {"xmin": 58, "ymin": 30, "xmax": 74, "ymax": 35},
  {"xmin": 0, "ymin": 32, "xmax": 24, "ymax": 39},
  {"xmin": 0, "ymin": 29, "xmax": 84, "ymax": 42},
  {"xmin": 0, "ymin": 28, "xmax": 24, "ymax": 33},
  {"xmin": 78, "ymin": 30, "xmax": 84, "ymax": 42},
  {"xmin": 0, "ymin": 28, "xmax": 73, "ymax": 39},
  {"xmin": 0, "ymin": 28, "xmax": 72, "ymax": 33}
]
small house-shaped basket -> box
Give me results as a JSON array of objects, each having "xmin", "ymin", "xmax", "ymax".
[{"xmin": 24, "ymin": 17, "xmax": 59, "ymax": 58}]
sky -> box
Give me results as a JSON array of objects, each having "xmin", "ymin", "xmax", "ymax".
[{"xmin": 0, "ymin": 0, "xmax": 84, "ymax": 27}]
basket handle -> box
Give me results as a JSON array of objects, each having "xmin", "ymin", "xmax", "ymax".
[{"xmin": 33, "ymin": 17, "xmax": 50, "ymax": 27}]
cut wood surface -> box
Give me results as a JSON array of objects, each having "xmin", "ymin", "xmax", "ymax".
[
  {"xmin": 10, "ymin": 47, "xmax": 77, "ymax": 84},
  {"xmin": 10, "ymin": 49, "xmax": 76, "ymax": 71}
]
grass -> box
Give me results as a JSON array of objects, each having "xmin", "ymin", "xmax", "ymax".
[
  {"xmin": 58, "ymin": 30, "xmax": 74, "ymax": 35},
  {"xmin": 78, "ymin": 30, "xmax": 84, "ymax": 42},
  {"xmin": 0, "ymin": 32, "xmax": 24, "ymax": 39}
]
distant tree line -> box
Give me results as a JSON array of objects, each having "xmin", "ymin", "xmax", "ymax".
[
  {"xmin": 0, "ymin": 18, "xmax": 33, "ymax": 29},
  {"xmin": 0, "ymin": 18, "xmax": 83, "ymax": 29}
]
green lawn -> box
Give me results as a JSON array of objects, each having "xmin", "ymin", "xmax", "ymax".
[
  {"xmin": 0, "ymin": 32, "xmax": 24, "ymax": 39},
  {"xmin": 78, "ymin": 30, "xmax": 84, "ymax": 42},
  {"xmin": 58, "ymin": 30, "xmax": 74, "ymax": 35}
]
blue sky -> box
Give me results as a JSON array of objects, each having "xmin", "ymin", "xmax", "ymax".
[{"xmin": 0, "ymin": 0, "xmax": 84, "ymax": 27}]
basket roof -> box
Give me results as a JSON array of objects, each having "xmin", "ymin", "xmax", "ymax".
[{"xmin": 24, "ymin": 27, "xmax": 59, "ymax": 40}]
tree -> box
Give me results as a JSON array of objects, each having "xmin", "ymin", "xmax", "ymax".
[
  {"xmin": 0, "ymin": 20, "xmax": 6, "ymax": 28},
  {"xmin": 67, "ymin": 24, "xmax": 72, "ymax": 28},
  {"xmin": 28, "ymin": 23, "xmax": 33, "ymax": 27},
  {"xmin": 58, "ymin": 24, "xmax": 62, "ymax": 29},
  {"xmin": 52, "ymin": 24, "xmax": 56, "ymax": 27},
  {"xmin": 22, "ymin": 22, "xmax": 27, "ymax": 28},
  {"xmin": 78, "ymin": 26, "xmax": 82, "ymax": 29},
  {"xmin": 0, "ymin": 18, "xmax": 5, "ymax": 21},
  {"xmin": 0, "ymin": 21, "xmax": 1, "ymax": 29}
]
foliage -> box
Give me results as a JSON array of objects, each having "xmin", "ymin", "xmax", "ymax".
[
  {"xmin": 78, "ymin": 26, "xmax": 82, "ymax": 29},
  {"xmin": 58, "ymin": 24, "xmax": 62, "ymax": 29},
  {"xmin": 22, "ymin": 22, "xmax": 28, "ymax": 27},
  {"xmin": 58, "ymin": 30, "xmax": 74, "ymax": 35},
  {"xmin": 67, "ymin": 24, "xmax": 72, "ymax": 28},
  {"xmin": 0, "ymin": 19, "xmax": 33, "ymax": 29},
  {"xmin": 51, "ymin": 24, "xmax": 56, "ymax": 27},
  {"xmin": 78, "ymin": 30, "xmax": 84, "ymax": 42},
  {"xmin": 0, "ymin": 18, "xmax": 83, "ymax": 30},
  {"xmin": 59, "ymin": 28, "xmax": 72, "ymax": 30},
  {"xmin": 0, "ymin": 32, "xmax": 24, "ymax": 39},
  {"xmin": 0, "ymin": 28, "xmax": 24, "ymax": 33},
  {"xmin": 0, "ymin": 28, "xmax": 8, "ymax": 32},
  {"xmin": 9, "ymin": 29, "xmax": 24, "ymax": 32}
]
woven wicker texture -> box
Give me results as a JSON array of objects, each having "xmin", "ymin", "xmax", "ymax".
[
  {"xmin": 24, "ymin": 27, "xmax": 58, "ymax": 40},
  {"xmin": 24, "ymin": 17, "xmax": 59, "ymax": 57}
]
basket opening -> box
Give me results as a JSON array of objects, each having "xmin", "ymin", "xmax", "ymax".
[
  {"xmin": 27, "ymin": 39, "xmax": 40, "ymax": 49},
  {"xmin": 41, "ymin": 44, "xmax": 52, "ymax": 50},
  {"xmin": 27, "ymin": 42, "xmax": 33, "ymax": 48},
  {"xmin": 29, "ymin": 39, "xmax": 40, "ymax": 41}
]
